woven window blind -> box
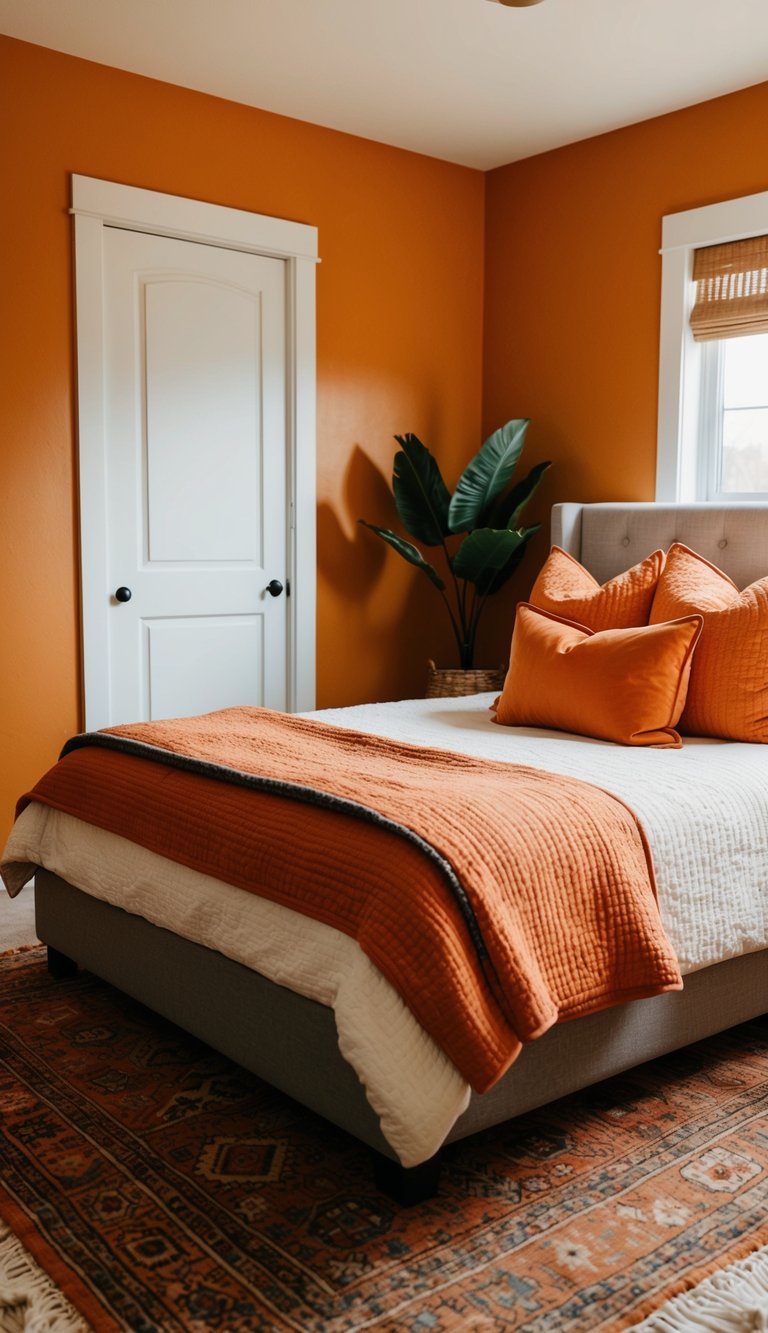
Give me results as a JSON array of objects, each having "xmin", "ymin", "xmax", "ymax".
[{"xmin": 690, "ymin": 235, "xmax": 768, "ymax": 341}]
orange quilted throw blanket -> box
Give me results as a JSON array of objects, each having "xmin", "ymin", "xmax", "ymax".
[{"xmin": 20, "ymin": 707, "xmax": 682, "ymax": 1091}]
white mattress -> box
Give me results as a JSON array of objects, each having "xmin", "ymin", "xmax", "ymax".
[{"xmin": 4, "ymin": 695, "xmax": 768, "ymax": 1167}]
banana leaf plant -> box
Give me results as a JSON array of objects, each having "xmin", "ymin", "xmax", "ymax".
[{"xmin": 360, "ymin": 419, "xmax": 551, "ymax": 670}]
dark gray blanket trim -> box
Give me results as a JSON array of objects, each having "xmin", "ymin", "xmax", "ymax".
[{"xmin": 60, "ymin": 731, "xmax": 489, "ymax": 962}]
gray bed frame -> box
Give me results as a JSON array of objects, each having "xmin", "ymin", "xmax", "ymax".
[{"xmin": 37, "ymin": 502, "xmax": 768, "ymax": 1202}]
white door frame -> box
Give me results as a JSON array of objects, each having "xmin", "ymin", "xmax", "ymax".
[{"xmin": 72, "ymin": 173, "xmax": 317, "ymax": 726}]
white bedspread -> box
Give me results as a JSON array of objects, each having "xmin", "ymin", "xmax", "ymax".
[
  {"xmin": 318, "ymin": 695, "xmax": 768, "ymax": 974},
  {"xmin": 3, "ymin": 696, "xmax": 768, "ymax": 1166}
]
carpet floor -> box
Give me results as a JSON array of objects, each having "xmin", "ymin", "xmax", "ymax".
[{"xmin": 0, "ymin": 947, "xmax": 766, "ymax": 1331}]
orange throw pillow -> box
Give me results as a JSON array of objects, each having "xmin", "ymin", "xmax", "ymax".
[
  {"xmin": 529, "ymin": 546, "xmax": 665, "ymax": 630},
  {"xmin": 492, "ymin": 603, "xmax": 702, "ymax": 748},
  {"xmin": 650, "ymin": 543, "xmax": 768, "ymax": 741}
]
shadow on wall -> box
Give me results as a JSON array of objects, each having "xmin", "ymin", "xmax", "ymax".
[{"xmin": 316, "ymin": 445, "xmax": 391, "ymax": 597}]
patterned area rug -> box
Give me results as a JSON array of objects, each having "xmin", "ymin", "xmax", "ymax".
[{"xmin": 0, "ymin": 949, "xmax": 766, "ymax": 1332}]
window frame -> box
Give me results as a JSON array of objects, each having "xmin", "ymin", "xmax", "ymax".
[
  {"xmin": 696, "ymin": 339, "xmax": 723, "ymax": 500},
  {"xmin": 656, "ymin": 187, "xmax": 768, "ymax": 501}
]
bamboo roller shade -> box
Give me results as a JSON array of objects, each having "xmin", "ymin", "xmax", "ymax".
[{"xmin": 690, "ymin": 235, "xmax": 768, "ymax": 341}]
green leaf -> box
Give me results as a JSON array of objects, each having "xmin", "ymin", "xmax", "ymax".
[
  {"xmin": 359, "ymin": 521, "xmax": 446, "ymax": 590},
  {"xmin": 493, "ymin": 459, "xmax": 552, "ymax": 530},
  {"xmin": 453, "ymin": 522, "xmax": 530, "ymax": 581},
  {"xmin": 473, "ymin": 525, "xmax": 541, "ymax": 596},
  {"xmin": 448, "ymin": 419, "xmax": 529, "ymax": 533},
  {"xmin": 452, "ymin": 524, "xmax": 536, "ymax": 584},
  {"xmin": 391, "ymin": 434, "xmax": 451, "ymax": 546}
]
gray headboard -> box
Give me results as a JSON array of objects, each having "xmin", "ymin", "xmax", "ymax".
[{"xmin": 552, "ymin": 502, "xmax": 768, "ymax": 589}]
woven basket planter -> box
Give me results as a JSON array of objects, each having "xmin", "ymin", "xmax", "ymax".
[{"xmin": 425, "ymin": 660, "xmax": 507, "ymax": 699}]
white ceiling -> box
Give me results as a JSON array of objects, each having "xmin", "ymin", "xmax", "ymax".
[{"xmin": 2, "ymin": 0, "xmax": 768, "ymax": 169}]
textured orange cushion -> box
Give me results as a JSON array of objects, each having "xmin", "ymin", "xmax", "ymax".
[
  {"xmin": 650, "ymin": 543, "xmax": 768, "ymax": 741},
  {"xmin": 529, "ymin": 546, "xmax": 665, "ymax": 630},
  {"xmin": 492, "ymin": 603, "xmax": 702, "ymax": 748}
]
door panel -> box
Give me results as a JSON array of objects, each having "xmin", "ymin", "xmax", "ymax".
[
  {"xmin": 144, "ymin": 616, "xmax": 264, "ymax": 720},
  {"xmin": 144, "ymin": 278, "xmax": 262, "ymax": 563},
  {"xmin": 102, "ymin": 227, "xmax": 287, "ymax": 724}
]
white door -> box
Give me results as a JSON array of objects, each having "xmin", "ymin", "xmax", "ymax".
[{"xmin": 99, "ymin": 227, "xmax": 288, "ymax": 725}]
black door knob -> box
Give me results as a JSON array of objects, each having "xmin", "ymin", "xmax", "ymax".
[
  {"xmin": 114, "ymin": 586, "xmax": 132, "ymax": 603},
  {"xmin": 266, "ymin": 579, "xmax": 284, "ymax": 598}
]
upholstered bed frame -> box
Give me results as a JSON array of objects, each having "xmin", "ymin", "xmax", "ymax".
[
  {"xmin": 35, "ymin": 502, "xmax": 768, "ymax": 1201},
  {"xmin": 553, "ymin": 500, "xmax": 768, "ymax": 588}
]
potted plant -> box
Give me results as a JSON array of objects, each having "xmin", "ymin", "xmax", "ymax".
[{"xmin": 361, "ymin": 419, "xmax": 550, "ymax": 695}]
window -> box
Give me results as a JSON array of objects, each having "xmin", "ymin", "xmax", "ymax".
[
  {"xmin": 698, "ymin": 334, "xmax": 768, "ymax": 499},
  {"xmin": 656, "ymin": 188, "xmax": 768, "ymax": 501}
]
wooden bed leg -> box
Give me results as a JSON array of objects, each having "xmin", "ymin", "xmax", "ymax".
[
  {"xmin": 372, "ymin": 1151, "xmax": 441, "ymax": 1205},
  {"xmin": 47, "ymin": 946, "xmax": 78, "ymax": 979}
]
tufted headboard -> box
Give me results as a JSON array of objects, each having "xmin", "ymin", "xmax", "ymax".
[{"xmin": 551, "ymin": 502, "xmax": 768, "ymax": 589}]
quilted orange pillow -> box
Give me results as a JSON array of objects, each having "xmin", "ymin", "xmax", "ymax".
[
  {"xmin": 650, "ymin": 543, "xmax": 768, "ymax": 741},
  {"xmin": 492, "ymin": 603, "xmax": 702, "ymax": 748},
  {"xmin": 529, "ymin": 546, "xmax": 665, "ymax": 630}
]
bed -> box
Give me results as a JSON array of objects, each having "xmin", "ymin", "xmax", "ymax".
[{"xmin": 3, "ymin": 501, "xmax": 768, "ymax": 1203}]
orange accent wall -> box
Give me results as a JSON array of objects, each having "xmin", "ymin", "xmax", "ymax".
[{"xmin": 0, "ymin": 35, "xmax": 484, "ymax": 842}]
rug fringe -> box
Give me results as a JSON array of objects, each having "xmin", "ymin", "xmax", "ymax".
[
  {"xmin": 631, "ymin": 1244, "xmax": 768, "ymax": 1331},
  {"xmin": 0, "ymin": 1225, "xmax": 88, "ymax": 1332},
  {"xmin": 0, "ymin": 1220, "xmax": 766, "ymax": 1333}
]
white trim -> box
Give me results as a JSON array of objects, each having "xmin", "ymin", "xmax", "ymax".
[
  {"xmin": 656, "ymin": 188, "xmax": 768, "ymax": 501},
  {"xmin": 75, "ymin": 211, "xmax": 113, "ymax": 729},
  {"xmin": 660, "ymin": 187, "xmax": 768, "ymax": 253},
  {"xmin": 656, "ymin": 243, "xmax": 695, "ymax": 501},
  {"xmin": 71, "ymin": 174, "xmax": 319, "ymax": 261},
  {"xmin": 73, "ymin": 175, "xmax": 317, "ymax": 722},
  {"xmin": 285, "ymin": 253, "xmax": 317, "ymax": 712}
]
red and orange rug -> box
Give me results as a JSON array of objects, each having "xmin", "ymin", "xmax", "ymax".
[{"xmin": 0, "ymin": 947, "xmax": 766, "ymax": 1331}]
